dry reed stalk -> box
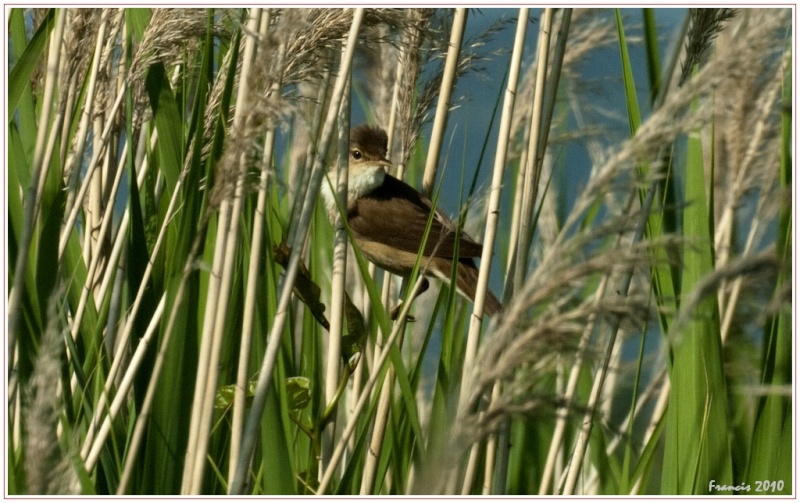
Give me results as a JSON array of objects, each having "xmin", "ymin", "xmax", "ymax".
[
  {"xmin": 360, "ymin": 361, "xmax": 395, "ymax": 494},
  {"xmin": 510, "ymin": 8, "xmax": 554, "ymax": 293},
  {"xmin": 422, "ymin": 8, "xmax": 467, "ymax": 196},
  {"xmin": 112, "ymin": 10, "xmax": 240, "ymax": 489},
  {"xmin": 229, "ymin": 9, "xmax": 367, "ymax": 493},
  {"xmin": 361, "ymin": 22, "xmax": 399, "ymax": 129},
  {"xmin": 61, "ymin": 9, "xmax": 103, "ymax": 206},
  {"xmin": 78, "ymin": 128, "xmax": 158, "ymax": 464},
  {"xmin": 58, "ymin": 80, "xmax": 127, "ymax": 258},
  {"xmin": 83, "ymin": 294, "xmax": 165, "ymax": 472},
  {"xmin": 65, "ymin": 130, "xmax": 131, "ymax": 400},
  {"xmin": 182, "ymin": 8, "xmax": 262, "ymax": 494},
  {"xmin": 505, "ymin": 11, "xmax": 615, "ymax": 281},
  {"xmin": 321, "ymin": 73, "xmax": 353, "ymax": 476},
  {"xmin": 469, "ymin": 8, "xmax": 561, "ymax": 494},
  {"xmin": 457, "ymin": 8, "xmax": 530, "ymax": 495},
  {"xmin": 81, "ymin": 11, "xmax": 112, "ymax": 277},
  {"xmin": 228, "ymin": 9, "xmax": 281, "ymax": 484}
]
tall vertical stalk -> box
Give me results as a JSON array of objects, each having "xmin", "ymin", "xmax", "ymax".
[{"xmin": 229, "ymin": 9, "xmax": 366, "ymax": 493}]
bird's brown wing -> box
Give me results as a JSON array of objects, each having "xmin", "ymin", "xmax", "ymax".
[{"xmin": 347, "ymin": 174, "xmax": 483, "ymax": 259}]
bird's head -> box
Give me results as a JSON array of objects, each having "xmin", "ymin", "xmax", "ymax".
[
  {"xmin": 348, "ymin": 124, "xmax": 392, "ymax": 180},
  {"xmin": 321, "ymin": 124, "xmax": 392, "ymax": 218}
]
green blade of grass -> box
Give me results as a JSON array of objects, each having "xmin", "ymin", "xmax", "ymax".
[
  {"xmin": 661, "ymin": 107, "xmax": 732, "ymax": 494},
  {"xmin": 744, "ymin": 51, "xmax": 792, "ymax": 494}
]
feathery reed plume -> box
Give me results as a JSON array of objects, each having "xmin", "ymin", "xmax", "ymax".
[
  {"xmin": 670, "ymin": 251, "xmax": 784, "ymax": 339},
  {"xmin": 128, "ymin": 9, "xmax": 228, "ymax": 138},
  {"xmin": 130, "ymin": 9, "xmax": 213, "ymax": 82},
  {"xmin": 23, "ymin": 288, "xmax": 79, "ymax": 495},
  {"xmin": 679, "ymin": 8, "xmax": 736, "ymax": 86},
  {"xmin": 560, "ymin": 9, "xmax": 617, "ymax": 71},
  {"xmin": 396, "ymin": 9, "xmax": 432, "ymax": 165},
  {"xmin": 60, "ymin": 10, "xmax": 100, "ymax": 102},
  {"xmin": 710, "ymin": 10, "xmax": 788, "ymax": 222},
  {"xmin": 28, "ymin": 9, "xmax": 53, "ymax": 98},
  {"xmin": 458, "ymin": 221, "xmax": 669, "ymax": 443},
  {"xmin": 107, "ymin": 7, "xmax": 232, "ymax": 171},
  {"xmin": 456, "ymin": 14, "xmax": 516, "ymax": 76}
]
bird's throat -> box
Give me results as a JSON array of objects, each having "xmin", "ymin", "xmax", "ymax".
[{"xmin": 322, "ymin": 164, "xmax": 386, "ymax": 217}]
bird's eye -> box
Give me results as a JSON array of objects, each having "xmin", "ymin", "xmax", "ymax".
[{"xmin": 351, "ymin": 149, "xmax": 363, "ymax": 161}]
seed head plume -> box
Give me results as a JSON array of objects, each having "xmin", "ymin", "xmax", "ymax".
[{"xmin": 23, "ymin": 287, "xmax": 79, "ymax": 495}]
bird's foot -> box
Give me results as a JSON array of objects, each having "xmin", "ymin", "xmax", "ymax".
[
  {"xmin": 389, "ymin": 302, "xmax": 415, "ymax": 322},
  {"xmin": 388, "ymin": 277, "xmax": 430, "ymax": 321}
]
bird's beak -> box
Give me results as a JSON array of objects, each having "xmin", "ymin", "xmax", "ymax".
[{"xmin": 350, "ymin": 157, "xmax": 392, "ymax": 175}]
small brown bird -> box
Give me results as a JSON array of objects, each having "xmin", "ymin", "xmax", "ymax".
[{"xmin": 321, "ymin": 124, "xmax": 502, "ymax": 318}]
